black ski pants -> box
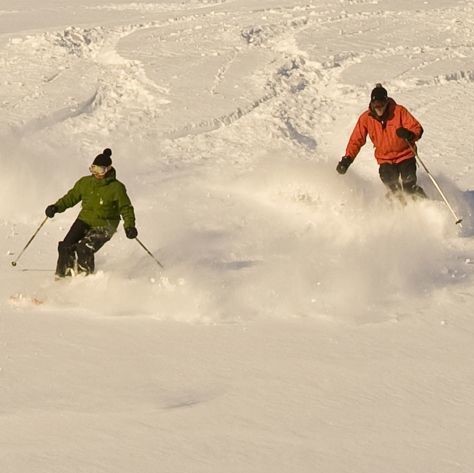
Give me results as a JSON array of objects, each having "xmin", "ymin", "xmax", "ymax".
[
  {"xmin": 378, "ymin": 157, "xmax": 419, "ymax": 193},
  {"xmin": 56, "ymin": 219, "xmax": 112, "ymax": 277}
]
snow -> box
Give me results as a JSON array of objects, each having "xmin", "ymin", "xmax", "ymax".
[{"xmin": 1, "ymin": 0, "xmax": 474, "ymax": 471}]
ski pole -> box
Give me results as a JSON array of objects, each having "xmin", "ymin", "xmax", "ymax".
[
  {"xmin": 135, "ymin": 237, "xmax": 164, "ymax": 269},
  {"xmin": 11, "ymin": 216, "xmax": 49, "ymax": 267},
  {"xmin": 406, "ymin": 141, "xmax": 463, "ymax": 225}
]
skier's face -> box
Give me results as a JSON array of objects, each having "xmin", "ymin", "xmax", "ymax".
[
  {"xmin": 89, "ymin": 164, "xmax": 109, "ymax": 179},
  {"xmin": 372, "ymin": 99, "xmax": 388, "ymax": 117}
]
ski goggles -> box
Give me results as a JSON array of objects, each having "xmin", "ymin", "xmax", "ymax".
[{"xmin": 89, "ymin": 164, "xmax": 110, "ymax": 176}]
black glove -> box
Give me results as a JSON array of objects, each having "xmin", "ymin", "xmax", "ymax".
[
  {"xmin": 396, "ymin": 127, "xmax": 415, "ymax": 141},
  {"xmin": 45, "ymin": 204, "xmax": 58, "ymax": 218},
  {"xmin": 336, "ymin": 156, "xmax": 353, "ymax": 175},
  {"xmin": 125, "ymin": 227, "xmax": 138, "ymax": 239}
]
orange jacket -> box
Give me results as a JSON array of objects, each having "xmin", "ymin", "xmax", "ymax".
[{"xmin": 345, "ymin": 98, "xmax": 423, "ymax": 164}]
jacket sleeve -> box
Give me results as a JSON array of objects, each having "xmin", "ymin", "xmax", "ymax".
[
  {"xmin": 54, "ymin": 179, "xmax": 83, "ymax": 213},
  {"xmin": 401, "ymin": 106, "xmax": 423, "ymax": 141},
  {"xmin": 345, "ymin": 114, "xmax": 368, "ymax": 159},
  {"xmin": 117, "ymin": 183, "xmax": 136, "ymax": 228}
]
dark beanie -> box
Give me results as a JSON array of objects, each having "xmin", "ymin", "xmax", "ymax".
[
  {"xmin": 371, "ymin": 83, "xmax": 388, "ymax": 101},
  {"xmin": 92, "ymin": 148, "xmax": 112, "ymax": 167}
]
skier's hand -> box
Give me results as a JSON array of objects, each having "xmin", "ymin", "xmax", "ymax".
[
  {"xmin": 396, "ymin": 127, "xmax": 415, "ymax": 141},
  {"xmin": 45, "ymin": 204, "xmax": 58, "ymax": 218},
  {"xmin": 125, "ymin": 227, "xmax": 138, "ymax": 239},
  {"xmin": 336, "ymin": 156, "xmax": 353, "ymax": 175}
]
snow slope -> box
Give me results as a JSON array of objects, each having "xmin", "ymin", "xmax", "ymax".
[{"xmin": 1, "ymin": 1, "xmax": 474, "ymax": 472}]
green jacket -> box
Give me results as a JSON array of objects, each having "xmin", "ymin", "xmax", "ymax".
[{"xmin": 54, "ymin": 168, "xmax": 136, "ymax": 232}]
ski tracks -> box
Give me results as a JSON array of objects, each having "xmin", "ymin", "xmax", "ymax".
[
  {"xmin": 2, "ymin": 1, "xmax": 474, "ymax": 148},
  {"xmin": 1, "ymin": 22, "xmax": 171, "ymax": 141}
]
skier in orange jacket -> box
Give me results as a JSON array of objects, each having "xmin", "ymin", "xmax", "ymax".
[{"xmin": 337, "ymin": 84, "xmax": 426, "ymax": 198}]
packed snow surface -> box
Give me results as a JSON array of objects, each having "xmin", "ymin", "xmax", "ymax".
[{"xmin": 1, "ymin": 0, "xmax": 474, "ymax": 472}]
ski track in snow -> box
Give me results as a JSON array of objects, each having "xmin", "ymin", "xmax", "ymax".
[{"xmin": 1, "ymin": 0, "xmax": 474, "ymax": 325}]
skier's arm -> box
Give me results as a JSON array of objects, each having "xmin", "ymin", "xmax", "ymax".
[
  {"xmin": 345, "ymin": 114, "xmax": 368, "ymax": 160},
  {"xmin": 400, "ymin": 107, "xmax": 423, "ymax": 141},
  {"xmin": 54, "ymin": 179, "xmax": 83, "ymax": 213},
  {"xmin": 117, "ymin": 184, "xmax": 136, "ymax": 229}
]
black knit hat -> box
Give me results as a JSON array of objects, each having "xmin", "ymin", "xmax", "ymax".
[
  {"xmin": 371, "ymin": 83, "xmax": 388, "ymax": 102},
  {"xmin": 92, "ymin": 148, "xmax": 112, "ymax": 167}
]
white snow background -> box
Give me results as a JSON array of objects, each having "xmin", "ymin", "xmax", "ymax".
[{"xmin": 1, "ymin": 0, "xmax": 474, "ymax": 471}]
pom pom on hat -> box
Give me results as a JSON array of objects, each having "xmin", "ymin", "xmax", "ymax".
[{"xmin": 93, "ymin": 148, "xmax": 112, "ymax": 167}]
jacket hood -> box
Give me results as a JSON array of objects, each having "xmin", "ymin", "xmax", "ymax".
[{"xmin": 104, "ymin": 166, "xmax": 117, "ymax": 181}]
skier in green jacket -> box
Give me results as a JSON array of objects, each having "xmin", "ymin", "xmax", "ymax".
[{"xmin": 45, "ymin": 148, "xmax": 138, "ymax": 278}]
